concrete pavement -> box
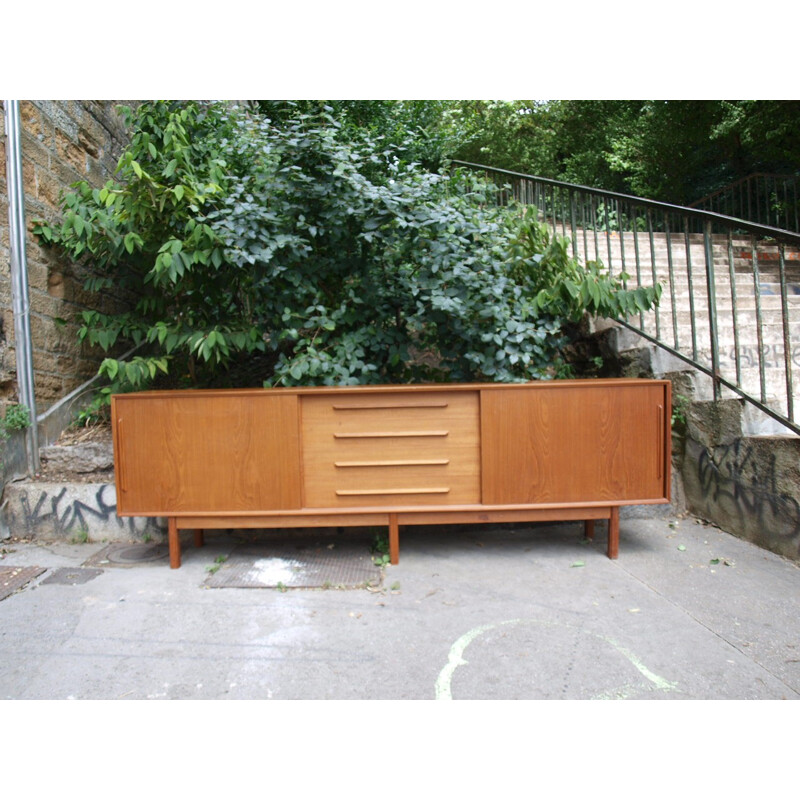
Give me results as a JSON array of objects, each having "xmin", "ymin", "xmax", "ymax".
[{"xmin": 0, "ymin": 515, "xmax": 798, "ymax": 700}]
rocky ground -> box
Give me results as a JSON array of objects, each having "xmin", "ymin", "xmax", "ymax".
[{"xmin": 34, "ymin": 422, "xmax": 115, "ymax": 484}]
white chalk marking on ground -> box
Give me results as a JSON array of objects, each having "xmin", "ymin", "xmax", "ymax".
[
  {"xmin": 591, "ymin": 636, "xmax": 679, "ymax": 699},
  {"xmin": 434, "ymin": 620, "xmax": 523, "ymax": 700},
  {"xmin": 435, "ymin": 619, "xmax": 679, "ymax": 700}
]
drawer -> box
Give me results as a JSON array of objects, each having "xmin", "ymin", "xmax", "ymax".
[{"xmin": 301, "ymin": 391, "xmax": 480, "ymax": 508}]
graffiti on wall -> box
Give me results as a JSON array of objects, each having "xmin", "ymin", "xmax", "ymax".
[
  {"xmin": 718, "ymin": 343, "xmax": 800, "ymax": 371},
  {"xmin": 12, "ymin": 484, "xmax": 164, "ymax": 539},
  {"xmin": 693, "ymin": 438, "xmax": 800, "ymax": 552}
]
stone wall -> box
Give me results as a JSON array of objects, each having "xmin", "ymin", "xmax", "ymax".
[{"xmin": 0, "ymin": 100, "xmax": 132, "ymax": 416}]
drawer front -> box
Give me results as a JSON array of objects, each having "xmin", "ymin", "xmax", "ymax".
[{"xmin": 301, "ymin": 391, "xmax": 480, "ymax": 508}]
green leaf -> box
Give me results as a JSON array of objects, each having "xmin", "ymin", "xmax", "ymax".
[{"xmin": 102, "ymin": 359, "xmax": 119, "ymax": 380}]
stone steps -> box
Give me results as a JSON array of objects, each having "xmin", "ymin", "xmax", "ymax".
[{"xmin": 569, "ymin": 224, "xmax": 799, "ymax": 432}]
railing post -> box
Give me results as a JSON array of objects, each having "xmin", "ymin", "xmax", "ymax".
[
  {"xmin": 568, "ymin": 188, "xmax": 577, "ymax": 254},
  {"xmin": 647, "ymin": 210, "xmax": 660, "ymax": 340},
  {"xmin": 777, "ymin": 243, "xmax": 795, "ymax": 423},
  {"xmin": 751, "ymin": 238, "xmax": 767, "ymax": 404},
  {"xmin": 703, "ymin": 221, "xmax": 721, "ymax": 401},
  {"xmin": 632, "ymin": 205, "xmax": 644, "ymax": 329},
  {"xmin": 665, "ymin": 215, "xmax": 679, "ymax": 350},
  {"xmin": 726, "ymin": 231, "xmax": 742, "ymax": 389},
  {"xmin": 684, "ymin": 217, "xmax": 698, "ymax": 361}
]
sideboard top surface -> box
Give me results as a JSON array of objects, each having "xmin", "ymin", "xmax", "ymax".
[{"xmin": 112, "ymin": 378, "xmax": 669, "ymax": 402}]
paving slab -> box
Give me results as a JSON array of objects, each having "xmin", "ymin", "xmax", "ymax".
[{"xmin": 0, "ymin": 517, "xmax": 797, "ymax": 700}]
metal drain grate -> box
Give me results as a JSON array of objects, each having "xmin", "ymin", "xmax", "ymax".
[
  {"xmin": 40, "ymin": 567, "xmax": 104, "ymax": 586},
  {"xmin": 0, "ymin": 566, "xmax": 46, "ymax": 601},
  {"xmin": 83, "ymin": 543, "xmax": 169, "ymax": 568},
  {"xmin": 204, "ymin": 539, "xmax": 382, "ymax": 589}
]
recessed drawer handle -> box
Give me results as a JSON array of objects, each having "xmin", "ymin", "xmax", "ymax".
[
  {"xmin": 335, "ymin": 459, "xmax": 450, "ymax": 467},
  {"xmin": 334, "ymin": 430, "xmax": 449, "ymax": 439},
  {"xmin": 336, "ymin": 487, "xmax": 450, "ymax": 496},
  {"xmin": 332, "ymin": 401, "xmax": 449, "ymax": 410}
]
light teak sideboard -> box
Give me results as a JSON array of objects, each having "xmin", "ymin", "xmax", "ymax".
[{"xmin": 111, "ymin": 379, "xmax": 671, "ymax": 568}]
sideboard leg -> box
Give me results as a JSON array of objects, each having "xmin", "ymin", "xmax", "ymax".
[
  {"xmin": 193, "ymin": 529, "xmax": 205, "ymax": 548},
  {"xmin": 168, "ymin": 517, "xmax": 181, "ymax": 569},
  {"xmin": 584, "ymin": 520, "xmax": 595, "ymax": 541},
  {"xmin": 388, "ymin": 513, "xmax": 399, "ymax": 565},
  {"xmin": 607, "ymin": 507, "xmax": 619, "ymax": 559}
]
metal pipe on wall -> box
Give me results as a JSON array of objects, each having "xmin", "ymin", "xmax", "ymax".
[{"xmin": 4, "ymin": 99, "xmax": 40, "ymax": 474}]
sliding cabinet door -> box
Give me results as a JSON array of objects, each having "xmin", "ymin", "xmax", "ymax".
[
  {"xmin": 481, "ymin": 383, "xmax": 669, "ymax": 505},
  {"xmin": 113, "ymin": 392, "xmax": 302, "ymax": 515}
]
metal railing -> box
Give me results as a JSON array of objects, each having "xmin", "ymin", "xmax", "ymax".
[
  {"xmin": 452, "ymin": 160, "xmax": 800, "ymax": 435},
  {"xmin": 689, "ymin": 173, "xmax": 800, "ymax": 233}
]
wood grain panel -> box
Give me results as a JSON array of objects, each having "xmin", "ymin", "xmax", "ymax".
[
  {"xmin": 113, "ymin": 393, "xmax": 301, "ymax": 514},
  {"xmin": 481, "ymin": 383, "xmax": 669, "ymax": 505},
  {"xmin": 301, "ymin": 391, "xmax": 480, "ymax": 507}
]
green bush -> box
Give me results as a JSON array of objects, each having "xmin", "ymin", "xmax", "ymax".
[
  {"xmin": 508, "ymin": 214, "xmax": 662, "ymax": 323},
  {"xmin": 207, "ymin": 109, "xmax": 564, "ymax": 385},
  {"xmin": 34, "ymin": 101, "xmax": 659, "ymax": 397}
]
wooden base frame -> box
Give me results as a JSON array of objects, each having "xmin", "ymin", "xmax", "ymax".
[{"xmin": 165, "ymin": 505, "xmax": 622, "ymax": 569}]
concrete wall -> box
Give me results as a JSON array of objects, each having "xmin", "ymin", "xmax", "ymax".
[
  {"xmin": 681, "ymin": 399, "xmax": 800, "ymax": 561},
  {"xmin": 0, "ymin": 100, "xmax": 132, "ymax": 416},
  {"xmin": 2, "ymin": 481, "xmax": 165, "ymax": 543}
]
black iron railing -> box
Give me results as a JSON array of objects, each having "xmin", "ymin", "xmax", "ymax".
[
  {"xmin": 689, "ymin": 173, "xmax": 800, "ymax": 233},
  {"xmin": 452, "ymin": 160, "xmax": 800, "ymax": 435}
]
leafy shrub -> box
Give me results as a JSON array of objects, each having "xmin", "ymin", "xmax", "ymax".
[
  {"xmin": 508, "ymin": 214, "xmax": 662, "ymax": 322},
  {"xmin": 34, "ymin": 101, "xmax": 659, "ymax": 397},
  {"xmin": 207, "ymin": 110, "xmax": 563, "ymax": 385}
]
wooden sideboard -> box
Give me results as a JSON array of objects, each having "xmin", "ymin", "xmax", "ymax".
[{"xmin": 111, "ymin": 379, "xmax": 671, "ymax": 568}]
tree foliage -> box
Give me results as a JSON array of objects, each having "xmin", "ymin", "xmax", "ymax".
[
  {"xmin": 450, "ymin": 100, "xmax": 800, "ymax": 204},
  {"xmin": 254, "ymin": 100, "xmax": 470, "ymax": 173},
  {"xmin": 35, "ymin": 100, "xmax": 661, "ymax": 400}
]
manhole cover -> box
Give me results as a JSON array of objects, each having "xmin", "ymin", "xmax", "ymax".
[
  {"xmin": 83, "ymin": 543, "xmax": 169, "ymax": 568},
  {"xmin": 0, "ymin": 566, "xmax": 46, "ymax": 601},
  {"xmin": 204, "ymin": 539, "xmax": 382, "ymax": 589},
  {"xmin": 40, "ymin": 567, "xmax": 104, "ymax": 586}
]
